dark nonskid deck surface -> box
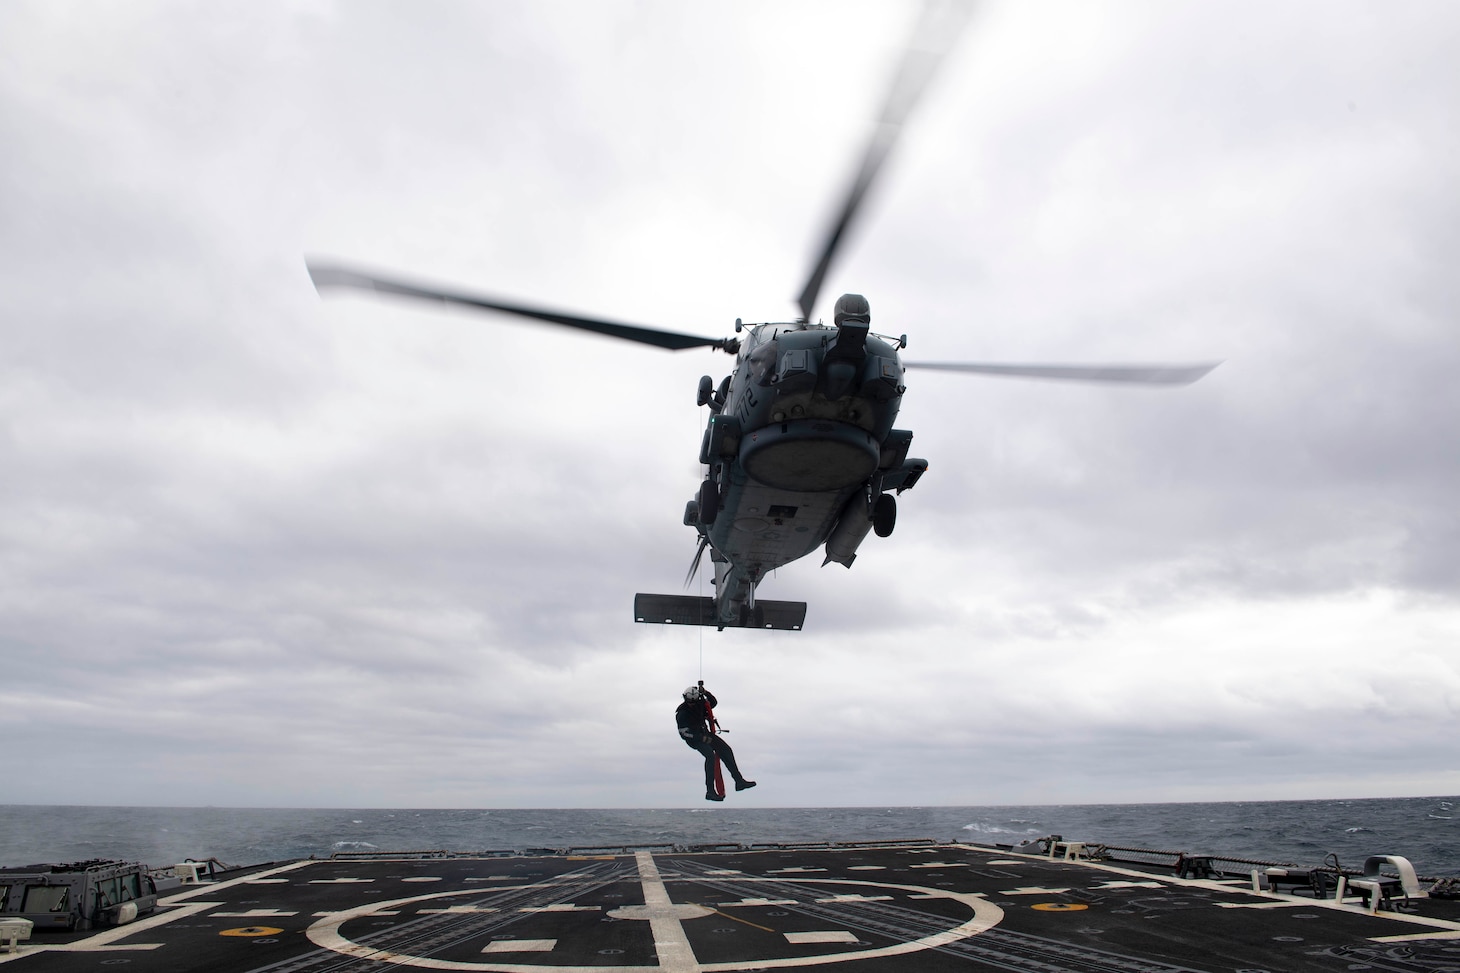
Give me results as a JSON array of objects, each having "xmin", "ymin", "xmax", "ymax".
[{"xmin": 7, "ymin": 842, "xmax": 1460, "ymax": 971}]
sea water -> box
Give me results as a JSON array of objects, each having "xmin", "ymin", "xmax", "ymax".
[{"xmin": 2, "ymin": 797, "xmax": 1456, "ymax": 877}]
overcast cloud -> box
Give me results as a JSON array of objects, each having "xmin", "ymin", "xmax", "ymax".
[{"xmin": 2, "ymin": 1, "xmax": 1457, "ymax": 810}]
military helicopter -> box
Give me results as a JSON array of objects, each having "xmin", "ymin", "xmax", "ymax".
[{"xmin": 307, "ymin": 4, "xmax": 1217, "ymax": 632}]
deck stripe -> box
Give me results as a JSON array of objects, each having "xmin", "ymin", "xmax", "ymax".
[{"xmin": 635, "ymin": 851, "xmax": 702, "ymax": 973}]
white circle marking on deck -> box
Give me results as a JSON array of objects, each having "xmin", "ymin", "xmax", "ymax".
[{"xmin": 305, "ymin": 854, "xmax": 1005, "ymax": 972}]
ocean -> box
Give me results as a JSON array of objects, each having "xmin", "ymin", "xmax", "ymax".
[{"xmin": 3, "ymin": 796, "xmax": 1456, "ymax": 878}]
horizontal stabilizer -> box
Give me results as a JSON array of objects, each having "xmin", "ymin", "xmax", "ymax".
[{"xmin": 634, "ymin": 594, "xmax": 807, "ymax": 631}]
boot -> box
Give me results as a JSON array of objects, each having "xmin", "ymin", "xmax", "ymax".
[{"xmin": 735, "ymin": 779, "xmax": 757, "ymax": 791}]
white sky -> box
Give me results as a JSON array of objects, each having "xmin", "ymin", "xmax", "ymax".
[{"xmin": 2, "ymin": 0, "xmax": 1457, "ymax": 809}]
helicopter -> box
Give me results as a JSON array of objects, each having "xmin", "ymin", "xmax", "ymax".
[{"xmin": 307, "ymin": 4, "xmax": 1218, "ymax": 632}]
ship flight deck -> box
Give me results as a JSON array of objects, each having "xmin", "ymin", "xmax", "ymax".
[{"xmin": 4, "ymin": 839, "xmax": 1460, "ymax": 971}]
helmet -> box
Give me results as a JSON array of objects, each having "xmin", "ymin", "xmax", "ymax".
[{"xmin": 683, "ymin": 685, "xmax": 702, "ymax": 701}]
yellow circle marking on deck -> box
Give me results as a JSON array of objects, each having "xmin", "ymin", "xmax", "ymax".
[
  {"xmin": 1031, "ymin": 903, "xmax": 1088, "ymax": 912},
  {"xmin": 221, "ymin": 925, "xmax": 285, "ymax": 936}
]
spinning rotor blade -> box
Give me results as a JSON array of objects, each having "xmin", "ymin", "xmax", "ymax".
[
  {"xmin": 684, "ymin": 535, "xmax": 711, "ymax": 589},
  {"xmin": 307, "ymin": 260, "xmax": 734, "ymax": 353},
  {"xmin": 904, "ymin": 361, "xmax": 1221, "ymax": 385},
  {"xmin": 796, "ymin": 0, "xmax": 975, "ymax": 322}
]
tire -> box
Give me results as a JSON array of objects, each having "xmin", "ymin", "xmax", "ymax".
[
  {"xmin": 698, "ymin": 479, "xmax": 719, "ymax": 525},
  {"xmin": 873, "ymin": 492, "xmax": 896, "ymax": 537}
]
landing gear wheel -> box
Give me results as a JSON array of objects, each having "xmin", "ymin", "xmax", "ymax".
[
  {"xmin": 873, "ymin": 492, "xmax": 897, "ymax": 537},
  {"xmin": 698, "ymin": 479, "xmax": 719, "ymax": 525}
]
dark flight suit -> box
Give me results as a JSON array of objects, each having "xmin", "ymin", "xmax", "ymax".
[{"xmin": 676, "ymin": 689, "xmax": 750, "ymax": 796}]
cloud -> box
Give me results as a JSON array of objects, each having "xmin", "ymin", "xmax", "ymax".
[{"xmin": 1, "ymin": 0, "xmax": 1458, "ymax": 813}]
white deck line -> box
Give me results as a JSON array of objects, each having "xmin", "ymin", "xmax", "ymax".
[{"xmin": 634, "ymin": 851, "xmax": 702, "ymax": 973}]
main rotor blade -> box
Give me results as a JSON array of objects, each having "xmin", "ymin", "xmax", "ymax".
[
  {"xmin": 684, "ymin": 535, "xmax": 711, "ymax": 589},
  {"xmin": 307, "ymin": 259, "xmax": 733, "ymax": 353},
  {"xmin": 904, "ymin": 361, "xmax": 1222, "ymax": 385},
  {"xmin": 795, "ymin": 0, "xmax": 975, "ymax": 322}
]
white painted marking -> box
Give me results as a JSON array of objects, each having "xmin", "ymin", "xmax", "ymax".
[
  {"xmin": 1092, "ymin": 881, "xmax": 1163, "ymax": 890},
  {"xmin": 310, "ymin": 877, "xmax": 374, "ymax": 885},
  {"xmin": 519, "ymin": 904, "xmax": 601, "ymax": 913},
  {"xmin": 214, "ymin": 909, "xmax": 298, "ymax": 918},
  {"xmin": 482, "ymin": 939, "xmax": 556, "ymax": 952},
  {"xmin": 634, "ymin": 851, "xmax": 702, "ymax": 972},
  {"xmin": 609, "ymin": 904, "xmax": 713, "ymax": 921},
  {"xmin": 21, "ymin": 942, "xmax": 164, "ymax": 953},
  {"xmin": 718, "ymin": 897, "xmax": 797, "ymax": 908},
  {"xmin": 244, "ymin": 878, "xmax": 290, "ymax": 884},
  {"xmin": 312, "ymin": 910, "xmax": 399, "ymax": 917},
  {"xmin": 402, "ymin": 877, "xmax": 443, "ymax": 883},
  {"xmin": 24, "ymin": 900, "xmax": 224, "ymax": 953},
  {"xmin": 160, "ymin": 860, "xmax": 316, "ymax": 903},
  {"xmin": 704, "ymin": 869, "xmax": 742, "ymax": 875},
  {"xmin": 464, "ymin": 876, "xmax": 513, "ymax": 882},
  {"xmin": 767, "ymin": 867, "xmax": 827, "ymax": 874},
  {"xmin": 910, "ymin": 862, "xmax": 967, "ymax": 869},
  {"xmin": 305, "ymin": 866, "xmax": 1009, "ymax": 970},
  {"xmin": 785, "ymin": 930, "xmax": 859, "ymax": 944},
  {"xmin": 815, "ymin": 894, "xmax": 892, "ymax": 904},
  {"xmin": 985, "ymin": 860, "xmax": 1024, "ymax": 866},
  {"xmin": 420, "ymin": 907, "xmax": 499, "ymax": 915},
  {"xmin": 1001, "ymin": 886, "xmax": 1072, "ymax": 895},
  {"xmin": 848, "ymin": 865, "xmax": 886, "ymax": 871},
  {"xmin": 1370, "ymin": 930, "xmax": 1460, "ymax": 942}
]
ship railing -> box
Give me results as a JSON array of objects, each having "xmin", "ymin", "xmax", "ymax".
[
  {"xmin": 561, "ymin": 844, "xmax": 678, "ymax": 856},
  {"xmin": 327, "ymin": 837, "xmax": 940, "ymax": 861},
  {"xmin": 1093, "ymin": 843, "xmax": 1447, "ymax": 906},
  {"xmin": 748, "ymin": 838, "xmax": 937, "ymax": 851},
  {"xmin": 329, "ymin": 849, "xmax": 519, "ymax": 861}
]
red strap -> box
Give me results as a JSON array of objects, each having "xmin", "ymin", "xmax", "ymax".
[{"xmin": 704, "ymin": 698, "xmax": 724, "ymax": 798}]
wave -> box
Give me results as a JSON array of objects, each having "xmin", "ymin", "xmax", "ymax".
[
  {"xmin": 962, "ymin": 822, "xmax": 1041, "ymax": 836},
  {"xmin": 6, "ymin": 800, "xmax": 1457, "ymax": 878}
]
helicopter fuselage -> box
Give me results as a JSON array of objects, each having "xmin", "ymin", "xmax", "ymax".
[{"xmin": 684, "ymin": 307, "xmax": 927, "ymax": 628}]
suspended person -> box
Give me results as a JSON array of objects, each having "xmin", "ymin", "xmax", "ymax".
[{"xmin": 676, "ymin": 683, "xmax": 755, "ymax": 802}]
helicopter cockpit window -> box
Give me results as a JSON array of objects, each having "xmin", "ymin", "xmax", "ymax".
[{"xmin": 748, "ymin": 339, "xmax": 778, "ymax": 386}]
